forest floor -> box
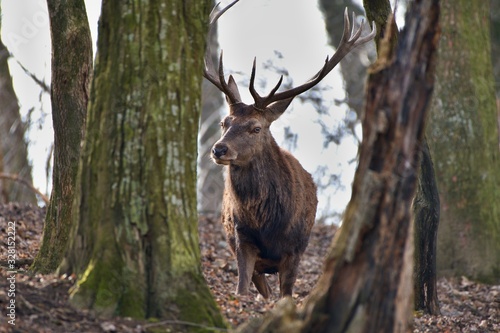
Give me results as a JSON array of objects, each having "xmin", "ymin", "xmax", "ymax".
[{"xmin": 0, "ymin": 202, "xmax": 499, "ymax": 332}]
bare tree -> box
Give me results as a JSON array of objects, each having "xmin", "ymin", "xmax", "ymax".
[
  {"xmin": 30, "ymin": 0, "xmax": 93, "ymax": 273},
  {"xmin": 0, "ymin": 9, "xmax": 37, "ymax": 204}
]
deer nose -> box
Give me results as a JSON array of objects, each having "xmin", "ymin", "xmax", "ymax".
[{"xmin": 212, "ymin": 144, "xmax": 228, "ymax": 158}]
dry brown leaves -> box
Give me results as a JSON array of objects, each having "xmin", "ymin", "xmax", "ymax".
[{"xmin": 0, "ymin": 203, "xmax": 498, "ymax": 332}]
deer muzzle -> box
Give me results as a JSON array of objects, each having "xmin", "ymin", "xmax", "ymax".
[{"xmin": 211, "ymin": 142, "xmax": 235, "ymax": 165}]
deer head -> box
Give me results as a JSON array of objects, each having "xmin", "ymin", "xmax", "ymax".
[{"xmin": 204, "ymin": 0, "xmax": 376, "ymax": 166}]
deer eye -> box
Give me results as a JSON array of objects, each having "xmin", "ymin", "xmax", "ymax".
[{"xmin": 253, "ymin": 127, "xmax": 261, "ymax": 134}]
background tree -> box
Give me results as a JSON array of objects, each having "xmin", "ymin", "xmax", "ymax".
[
  {"xmin": 491, "ymin": 0, "xmax": 500, "ymax": 98},
  {"xmin": 61, "ymin": 0, "xmax": 226, "ymax": 328},
  {"xmin": 198, "ymin": 5, "xmax": 225, "ymax": 217},
  {"xmin": 30, "ymin": 0, "xmax": 93, "ymax": 274},
  {"xmin": 427, "ymin": 0, "xmax": 500, "ymax": 283},
  {"xmin": 0, "ymin": 8, "xmax": 37, "ymax": 204},
  {"xmin": 491, "ymin": 0, "xmax": 500, "ymax": 146},
  {"xmin": 237, "ymin": 0, "xmax": 440, "ymax": 331},
  {"xmin": 318, "ymin": 0, "xmax": 374, "ymax": 130}
]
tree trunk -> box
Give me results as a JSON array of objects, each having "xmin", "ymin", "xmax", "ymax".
[
  {"xmin": 61, "ymin": 1, "xmax": 226, "ymax": 329},
  {"xmin": 237, "ymin": 0, "xmax": 440, "ymax": 332},
  {"xmin": 198, "ymin": 6, "xmax": 225, "ymax": 216},
  {"xmin": 365, "ymin": 0, "xmax": 442, "ymax": 315},
  {"xmin": 427, "ymin": 0, "xmax": 500, "ymax": 283},
  {"xmin": 413, "ymin": 139, "xmax": 440, "ymax": 315},
  {"xmin": 491, "ymin": 0, "xmax": 500, "ymax": 147},
  {"xmin": 363, "ymin": 0, "xmax": 398, "ymax": 54},
  {"xmin": 318, "ymin": 0, "xmax": 374, "ymax": 123},
  {"xmin": 0, "ymin": 11, "xmax": 37, "ymax": 204},
  {"xmin": 491, "ymin": 0, "xmax": 500, "ymax": 98},
  {"xmin": 30, "ymin": 0, "xmax": 93, "ymax": 274}
]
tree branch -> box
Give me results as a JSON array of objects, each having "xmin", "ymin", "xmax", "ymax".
[
  {"xmin": 0, "ymin": 173, "xmax": 49, "ymax": 204},
  {"xmin": 16, "ymin": 59, "xmax": 51, "ymax": 93}
]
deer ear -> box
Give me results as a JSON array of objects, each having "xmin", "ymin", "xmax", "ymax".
[
  {"xmin": 225, "ymin": 75, "xmax": 241, "ymax": 104},
  {"xmin": 265, "ymin": 97, "xmax": 295, "ymax": 121}
]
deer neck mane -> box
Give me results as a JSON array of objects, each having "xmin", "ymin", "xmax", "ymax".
[{"xmin": 227, "ymin": 140, "xmax": 289, "ymax": 200}]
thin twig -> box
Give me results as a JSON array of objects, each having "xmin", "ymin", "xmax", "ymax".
[
  {"xmin": 0, "ymin": 173, "xmax": 50, "ymax": 204},
  {"xmin": 16, "ymin": 59, "xmax": 51, "ymax": 93}
]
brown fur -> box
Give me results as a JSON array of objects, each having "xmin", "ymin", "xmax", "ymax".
[
  {"xmin": 205, "ymin": 0, "xmax": 374, "ymax": 299},
  {"xmin": 212, "ymin": 103, "xmax": 317, "ymax": 298}
]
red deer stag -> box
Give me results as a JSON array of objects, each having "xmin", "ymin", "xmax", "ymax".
[{"xmin": 204, "ymin": 0, "xmax": 375, "ymax": 299}]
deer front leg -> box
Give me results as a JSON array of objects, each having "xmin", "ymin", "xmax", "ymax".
[
  {"xmin": 235, "ymin": 241, "xmax": 258, "ymax": 295},
  {"xmin": 279, "ymin": 255, "xmax": 300, "ymax": 298}
]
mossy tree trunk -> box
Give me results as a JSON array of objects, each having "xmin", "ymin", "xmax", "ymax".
[
  {"xmin": 237, "ymin": 0, "xmax": 440, "ymax": 332},
  {"xmin": 61, "ymin": 1, "xmax": 226, "ymax": 329},
  {"xmin": 490, "ymin": 0, "xmax": 500, "ymax": 146},
  {"xmin": 427, "ymin": 0, "xmax": 500, "ymax": 283},
  {"xmin": 30, "ymin": 0, "xmax": 93, "ymax": 274},
  {"xmin": 491, "ymin": 1, "xmax": 500, "ymax": 98},
  {"xmin": 0, "ymin": 10, "xmax": 37, "ymax": 204}
]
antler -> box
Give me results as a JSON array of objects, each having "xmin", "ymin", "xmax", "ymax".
[
  {"xmin": 204, "ymin": 3, "xmax": 376, "ymax": 110},
  {"xmin": 250, "ymin": 8, "xmax": 376, "ymax": 110},
  {"xmin": 203, "ymin": 0, "xmax": 242, "ymax": 105}
]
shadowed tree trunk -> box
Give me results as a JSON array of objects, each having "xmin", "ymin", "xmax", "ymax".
[
  {"xmin": 60, "ymin": 1, "xmax": 226, "ymax": 328},
  {"xmin": 0, "ymin": 10, "xmax": 37, "ymax": 204},
  {"xmin": 30, "ymin": 0, "xmax": 93, "ymax": 274},
  {"xmin": 236, "ymin": 0, "xmax": 440, "ymax": 331},
  {"xmin": 413, "ymin": 139, "xmax": 441, "ymax": 314},
  {"xmin": 427, "ymin": 0, "xmax": 500, "ymax": 283}
]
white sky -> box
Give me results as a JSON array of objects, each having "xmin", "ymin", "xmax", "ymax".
[{"xmin": 0, "ymin": 0, "xmax": 383, "ymax": 223}]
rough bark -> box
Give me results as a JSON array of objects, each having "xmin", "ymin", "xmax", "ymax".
[
  {"xmin": 491, "ymin": 0, "xmax": 500, "ymax": 147},
  {"xmin": 413, "ymin": 139, "xmax": 441, "ymax": 315},
  {"xmin": 30, "ymin": 0, "xmax": 93, "ymax": 274},
  {"xmin": 427, "ymin": 0, "xmax": 500, "ymax": 283},
  {"xmin": 61, "ymin": 1, "xmax": 226, "ymax": 328},
  {"xmin": 363, "ymin": 0, "xmax": 398, "ymax": 53},
  {"xmin": 237, "ymin": 0, "xmax": 440, "ymax": 332},
  {"xmin": 364, "ymin": 0, "xmax": 442, "ymax": 315},
  {"xmin": 491, "ymin": 0, "xmax": 500, "ymax": 97},
  {"xmin": 0, "ymin": 11, "xmax": 37, "ymax": 204}
]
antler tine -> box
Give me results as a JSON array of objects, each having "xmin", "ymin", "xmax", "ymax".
[
  {"xmin": 250, "ymin": 57, "xmax": 285, "ymax": 110},
  {"xmin": 252, "ymin": 7, "xmax": 376, "ymax": 109},
  {"xmin": 249, "ymin": 58, "xmax": 264, "ymax": 106},
  {"xmin": 209, "ymin": 0, "xmax": 239, "ymax": 25},
  {"xmin": 203, "ymin": 0, "xmax": 242, "ymax": 104}
]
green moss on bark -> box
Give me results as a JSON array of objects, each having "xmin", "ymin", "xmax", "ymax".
[
  {"xmin": 62, "ymin": 0, "xmax": 227, "ymax": 328},
  {"xmin": 427, "ymin": 0, "xmax": 500, "ymax": 282},
  {"xmin": 30, "ymin": 0, "xmax": 93, "ymax": 274}
]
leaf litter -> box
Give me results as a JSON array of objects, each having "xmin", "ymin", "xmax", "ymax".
[{"xmin": 0, "ymin": 203, "xmax": 498, "ymax": 332}]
